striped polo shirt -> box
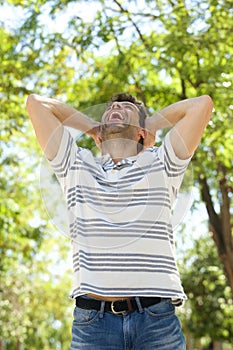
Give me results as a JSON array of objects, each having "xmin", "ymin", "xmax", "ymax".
[{"xmin": 49, "ymin": 127, "xmax": 191, "ymax": 300}]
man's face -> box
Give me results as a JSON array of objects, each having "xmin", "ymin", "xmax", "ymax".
[{"xmin": 101, "ymin": 101, "xmax": 141, "ymax": 137}]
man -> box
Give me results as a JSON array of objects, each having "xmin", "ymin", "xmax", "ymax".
[{"xmin": 26, "ymin": 92, "xmax": 213, "ymax": 349}]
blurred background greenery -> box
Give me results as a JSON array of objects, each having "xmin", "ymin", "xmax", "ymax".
[{"xmin": 0, "ymin": 0, "xmax": 232, "ymax": 349}]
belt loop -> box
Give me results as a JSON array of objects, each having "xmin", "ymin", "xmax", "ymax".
[
  {"xmin": 99, "ymin": 301, "xmax": 105, "ymax": 319},
  {"xmin": 135, "ymin": 297, "xmax": 144, "ymax": 313}
]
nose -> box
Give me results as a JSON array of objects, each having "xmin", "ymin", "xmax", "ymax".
[{"xmin": 111, "ymin": 102, "xmax": 122, "ymax": 109}]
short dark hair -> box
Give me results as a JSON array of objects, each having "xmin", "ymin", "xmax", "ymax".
[{"xmin": 108, "ymin": 92, "xmax": 148, "ymax": 128}]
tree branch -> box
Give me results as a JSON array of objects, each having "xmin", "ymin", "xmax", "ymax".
[
  {"xmin": 112, "ymin": 0, "xmax": 151, "ymax": 50},
  {"xmin": 180, "ymin": 78, "xmax": 187, "ymax": 99},
  {"xmin": 218, "ymin": 164, "xmax": 233, "ymax": 251},
  {"xmin": 199, "ymin": 176, "xmax": 224, "ymax": 253},
  {"xmin": 103, "ymin": 9, "xmax": 124, "ymax": 56},
  {"xmin": 105, "ymin": 6, "xmax": 160, "ymax": 19}
]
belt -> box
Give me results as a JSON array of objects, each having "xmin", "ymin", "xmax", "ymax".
[{"xmin": 76, "ymin": 296, "xmax": 162, "ymax": 315}]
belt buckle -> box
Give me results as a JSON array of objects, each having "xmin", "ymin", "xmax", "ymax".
[{"xmin": 111, "ymin": 301, "xmax": 127, "ymax": 315}]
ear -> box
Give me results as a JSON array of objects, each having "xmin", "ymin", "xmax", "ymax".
[
  {"xmin": 89, "ymin": 124, "xmax": 102, "ymax": 149},
  {"xmin": 95, "ymin": 134, "xmax": 102, "ymax": 150},
  {"xmin": 138, "ymin": 127, "xmax": 146, "ymax": 141},
  {"xmin": 142, "ymin": 128, "xmax": 156, "ymax": 148}
]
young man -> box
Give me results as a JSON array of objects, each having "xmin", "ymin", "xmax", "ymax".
[{"xmin": 26, "ymin": 92, "xmax": 213, "ymax": 349}]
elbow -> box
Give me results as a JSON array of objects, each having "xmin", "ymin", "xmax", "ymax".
[
  {"xmin": 199, "ymin": 95, "xmax": 214, "ymax": 122},
  {"xmin": 26, "ymin": 94, "xmax": 37, "ymax": 111},
  {"xmin": 201, "ymin": 94, "xmax": 214, "ymax": 109},
  {"xmin": 26, "ymin": 94, "xmax": 43, "ymax": 117},
  {"xmin": 201, "ymin": 94, "xmax": 214, "ymax": 108}
]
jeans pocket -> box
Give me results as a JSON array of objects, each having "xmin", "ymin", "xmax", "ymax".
[
  {"xmin": 144, "ymin": 299, "xmax": 175, "ymax": 318},
  {"xmin": 73, "ymin": 307, "xmax": 99, "ymax": 325}
]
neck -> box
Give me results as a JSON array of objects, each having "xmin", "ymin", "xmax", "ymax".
[{"xmin": 101, "ymin": 138, "xmax": 139, "ymax": 163}]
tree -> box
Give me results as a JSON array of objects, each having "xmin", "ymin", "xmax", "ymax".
[{"xmin": 180, "ymin": 232, "xmax": 233, "ymax": 348}]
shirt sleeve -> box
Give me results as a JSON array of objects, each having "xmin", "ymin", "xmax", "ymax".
[
  {"xmin": 158, "ymin": 131, "xmax": 191, "ymax": 175},
  {"xmin": 47, "ymin": 127, "xmax": 77, "ymax": 192},
  {"xmin": 157, "ymin": 131, "xmax": 192, "ymax": 200}
]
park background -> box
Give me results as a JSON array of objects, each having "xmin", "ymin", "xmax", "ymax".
[{"xmin": 0, "ymin": 0, "xmax": 233, "ymax": 349}]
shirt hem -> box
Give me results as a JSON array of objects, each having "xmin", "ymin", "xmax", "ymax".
[{"xmin": 70, "ymin": 290, "xmax": 187, "ymax": 301}]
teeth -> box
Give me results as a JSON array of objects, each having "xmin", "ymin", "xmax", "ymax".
[{"xmin": 109, "ymin": 112, "xmax": 123, "ymax": 120}]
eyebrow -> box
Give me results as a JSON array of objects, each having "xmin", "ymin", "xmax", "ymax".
[
  {"xmin": 106, "ymin": 101, "xmax": 141, "ymax": 112},
  {"xmin": 121, "ymin": 102, "xmax": 140, "ymax": 111}
]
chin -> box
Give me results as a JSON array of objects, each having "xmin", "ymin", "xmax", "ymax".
[{"xmin": 102, "ymin": 123, "xmax": 128, "ymax": 134}]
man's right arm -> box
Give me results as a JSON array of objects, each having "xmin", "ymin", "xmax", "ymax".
[
  {"xmin": 26, "ymin": 94, "xmax": 100, "ymax": 160},
  {"xmin": 144, "ymin": 95, "xmax": 213, "ymax": 159}
]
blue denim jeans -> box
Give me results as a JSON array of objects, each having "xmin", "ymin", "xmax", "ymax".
[{"xmin": 70, "ymin": 297, "xmax": 186, "ymax": 350}]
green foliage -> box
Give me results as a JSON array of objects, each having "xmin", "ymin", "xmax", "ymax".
[
  {"xmin": 180, "ymin": 232, "xmax": 233, "ymax": 344},
  {"xmin": 0, "ymin": 233, "xmax": 73, "ymax": 349}
]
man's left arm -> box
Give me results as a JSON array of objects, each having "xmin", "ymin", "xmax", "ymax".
[{"xmin": 145, "ymin": 95, "xmax": 213, "ymax": 159}]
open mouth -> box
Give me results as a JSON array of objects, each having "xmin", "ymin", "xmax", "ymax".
[{"xmin": 108, "ymin": 111, "xmax": 124, "ymax": 122}]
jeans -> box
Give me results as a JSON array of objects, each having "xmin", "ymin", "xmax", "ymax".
[{"xmin": 70, "ymin": 297, "xmax": 186, "ymax": 350}]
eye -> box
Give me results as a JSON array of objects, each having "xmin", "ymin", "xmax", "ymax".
[{"xmin": 123, "ymin": 103, "xmax": 135, "ymax": 110}]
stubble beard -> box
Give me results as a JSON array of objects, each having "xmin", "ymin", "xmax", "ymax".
[{"xmin": 101, "ymin": 123, "xmax": 130, "ymax": 141}]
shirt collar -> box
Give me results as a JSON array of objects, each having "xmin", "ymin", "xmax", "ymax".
[{"xmin": 101, "ymin": 154, "xmax": 137, "ymax": 171}]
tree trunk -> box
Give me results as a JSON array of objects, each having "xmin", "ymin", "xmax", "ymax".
[
  {"xmin": 213, "ymin": 341, "xmax": 222, "ymax": 350},
  {"xmin": 184, "ymin": 328, "xmax": 193, "ymax": 350},
  {"xmin": 16, "ymin": 340, "xmax": 21, "ymax": 350},
  {"xmin": 199, "ymin": 175, "xmax": 233, "ymax": 298},
  {"xmin": 196, "ymin": 339, "xmax": 202, "ymax": 350}
]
